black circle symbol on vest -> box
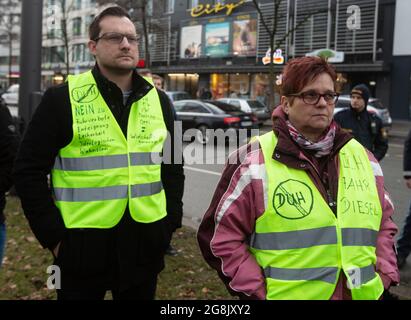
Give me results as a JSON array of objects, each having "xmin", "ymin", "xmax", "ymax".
[
  {"xmin": 71, "ymin": 84, "xmax": 99, "ymax": 103},
  {"xmin": 273, "ymin": 179, "xmax": 314, "ymax": 220}
]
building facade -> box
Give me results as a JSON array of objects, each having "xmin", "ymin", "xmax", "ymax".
[
  {"xmin": 1, "ymin": 0, "xmax": 408, "ymax": 119},
  {"xmin": 0, "ymin": 0, "xmax": 21, "ymax": 89},
  {"xmin": 391, "ymin": 0, "xmax": 411, "ymax": 119},
  {"xmin": 146, "ymin": 0, "xmax": 408, "ymax": 119},
  {"xmin": 41, "ymin": 0, "xmax": 98, "ymax": 87}
]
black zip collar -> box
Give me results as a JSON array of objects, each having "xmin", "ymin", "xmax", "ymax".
[{"xmin": 91, "ymin": 64, "xmax": 153, "ymax": 106}]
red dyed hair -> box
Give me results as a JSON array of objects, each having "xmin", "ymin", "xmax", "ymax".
[{"xmin": 280, "ymin": 56, "xmax": 337, "ymax": 96}]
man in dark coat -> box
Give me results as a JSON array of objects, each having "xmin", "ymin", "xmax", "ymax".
[
  {"xmin": 334, "ymin": 84, "xmax": 388, "ymax": 161},
  {"xmin": 12, "ymin": 6, "xmax": 184, "ymax": 299}
]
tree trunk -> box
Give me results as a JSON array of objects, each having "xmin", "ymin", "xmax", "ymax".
[
  {"xmin": 142, "ymin": 5, "xmax": 150, "ymax": 68},
  {"xmin": 8, "ymin": 30, "xmax": 12, "ymax": 86},
  {"xmin": 267, "ymin": 39, "xmax": 276, "ymax": 110}
]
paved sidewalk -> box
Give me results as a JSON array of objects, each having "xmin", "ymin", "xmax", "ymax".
[{"xmin": 389, "ymin": 120, "xmax": 410, "ymax": 139}]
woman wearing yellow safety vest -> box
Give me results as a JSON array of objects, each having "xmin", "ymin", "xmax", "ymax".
[{"xmin": 198, "ymin": 56, "xmax": 399, "ymax": 300}]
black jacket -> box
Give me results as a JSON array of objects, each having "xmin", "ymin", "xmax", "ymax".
[
  {"xmin": 334, "ymin": 107, "xmax": 388, "ymax": 161},
  {"xmin": 0, "ymin": 102, "xmax": 19, "ymax": 224},
  {"xmin": 12, "ymin": 66, "xmax": 185, "ymax": 290},
  {"xmin": 404, "ymin": 129, "xmax": 411, "ymax": 179}
]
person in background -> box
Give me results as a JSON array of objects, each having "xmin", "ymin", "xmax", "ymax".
[
  {"xmin": 197, "ymin": 56, "xmax": 399, "ymax": 300},
  {"xmin": 0, "ymin": 99, "xmax": 19, "ymax": 268},
  {"xmin": 152, "ymin": 74, "xmax": 164, "ymax": 91},
  {"xmin": 13, "ymin": 6, "xmax": 184, "ymax": 299},
  {"xmin": 334, "ymin": 84, "xmax": 388, "ymax": 161},
  {"xmin": 396, "ymin": 128, "xmax": 411, "ymax": 269},
  {"xmin": 200, "ymin": 88, "xmax": 212, "ymax": 100}
]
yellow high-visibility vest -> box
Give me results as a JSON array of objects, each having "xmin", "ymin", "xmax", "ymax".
[
  {"xmin": 249, "ymin": 131, "xmax": 383, "ymax": 300},
  {"xmin": 51, "ymin": 71, "xmax": 168, "ymax": 228}
]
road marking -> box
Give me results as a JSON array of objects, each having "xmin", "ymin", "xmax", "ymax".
[{"xmin": 184, "ymin": 166, "xmax": 221, "ymax": 176}]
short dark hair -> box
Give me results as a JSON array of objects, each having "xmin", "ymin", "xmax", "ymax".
[
  {"xmin": 89, "ymin": 6, "xmax": 132, "ymax": 40},
  {"xmin": 280, "ymin": 56, "xmax": 337, "ymax": 96}
]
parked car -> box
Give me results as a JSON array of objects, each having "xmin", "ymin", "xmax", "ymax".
[
  {"xmin": 173, "ymin": 99, "xmax": 258, "ymax": 144},
  {"xmin": 217, "ymin": 98, "xmax": 271, "ymax": 125},
  {"xmin": 165, "ymin": 91, "xmax": 192, "ymax": 102},
  {"xmin": 334, "ymin": 95, "xmax": 392, "ymax": 128},
  {"xmin": 1, "ymin": 84, "xmax": 19, "ymax": 107}
]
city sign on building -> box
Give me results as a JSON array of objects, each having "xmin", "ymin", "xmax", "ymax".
[
  {"xmin": 191, "ymin": 0, "xmax": 245, "ymax": 18},
  {"xmin": 262, "ymin": 49, "xmax": 284, "ymax": 65}
]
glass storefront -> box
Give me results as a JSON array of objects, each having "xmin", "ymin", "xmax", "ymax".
[
  {"xmin": 210, "ymin": 73, "xmax": 251, "ymax": 99},
  {"xmin": 208, "ymin": 72, "xmax": 282, "ymax": 107},
  {"xmin": 166, "ymin": 73, "xmax": 199, "ymax": 98}
]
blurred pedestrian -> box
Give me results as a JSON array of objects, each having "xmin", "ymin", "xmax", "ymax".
[
  {"xmin": 197, "ymin": 56, "xmax": 399, "ymax": 300},
  {"xmin": 0, "ymin": 100, "xmax": 19, "ymax": 268},
  {"xmin": 334, "ymin": 84, "xmax": 388, "ymax": 161},
  {"xmin": 152, "ymin": 74, "xmax": 164, "ymax": 91},
  {"xmin": 396, "ymin": 128, "xmax": 411, "ymax": 269},
  {"xmin": 200, "ymin": 88, "xmax": 212, "ymax": 99},
  {"xmin": 13, "ymin": 6, "xmax": 184, "ymax": 299}
]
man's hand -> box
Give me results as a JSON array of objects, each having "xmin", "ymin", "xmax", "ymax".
[
  {"xmin": 405, "ymin": 178, "xmax": 411, "ymax": 189},
  {"xmin": 53, "ymin": 242, "xmax": 61, "ymax": 258}
]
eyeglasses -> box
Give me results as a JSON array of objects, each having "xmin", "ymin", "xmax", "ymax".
[
  {"xmin": 287, "ymin": 90, "xmax": 339, "ymax": 105},
  {"xmin": 93, "ymin": 32, "xmax": 140, "ymax": 45}
]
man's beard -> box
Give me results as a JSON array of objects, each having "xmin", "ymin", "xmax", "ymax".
[{"xmin": 102, "ymin": 56, "xmax": 136, "ymax": 75}]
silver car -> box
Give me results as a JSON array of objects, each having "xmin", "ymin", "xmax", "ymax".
[
  {"xmin": 334, "ymin": 95, "xmax": 392, "ymax": 128},
  {"xmin": 165, "ymin": 91, "xmax": 192, "ymax": 102},
  {"xmin": 217, "ymin": 98, "xmax": 271, "ymax": 126}
]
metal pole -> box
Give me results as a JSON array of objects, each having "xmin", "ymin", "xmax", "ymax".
[
  {"xmin": 18, "ymin": 0, "xmax": 43, "ymax": 126},
  {"xmin": 326, "ymin": 0, "xmax": 331, "ymax": 49},
  {"xmin": 372, "ymin": 0, "xmax": 380, "ymax": 62}
]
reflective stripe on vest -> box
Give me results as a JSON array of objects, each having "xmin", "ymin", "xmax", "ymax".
[
  {"xmin": 54, "ymin": 181, "xmax": 163, "ymax": 202},
  {"xmin": 250, "ymin": 227, "xmax": 378, "ymax": 250},
  {"xmin": 51, "ymin": 71, "xmax": 167, "ymax": 228},
  {"xmin": 53, "ymin": 152, "xmax": 162, "ymax": 171},
  {"xmin": 251, "ymin": 131, "xmax": 383, "ymax": 300}
]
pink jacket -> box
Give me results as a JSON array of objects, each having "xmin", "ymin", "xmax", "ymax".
[{"xmin": 197, "ymin": 109, "xmax": 400, "ymax": 300}]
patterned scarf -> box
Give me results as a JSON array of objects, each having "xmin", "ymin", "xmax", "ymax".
[{"xmin": 286, "ymin": 121, "xmax": 336, "ymax": 158}]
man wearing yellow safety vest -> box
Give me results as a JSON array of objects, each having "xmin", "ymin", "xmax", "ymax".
[
  {"xmin": 13, "ymin": 6, "xmax": 184, "ymax": 300},
  {"xmin": 198, "ymin": 56, "xmax": 399, "ymax": 300}
]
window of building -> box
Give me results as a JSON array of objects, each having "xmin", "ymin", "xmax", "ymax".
[
  {"xmin": 73, "ymin": 0, "xmax": 82, "ymax": 10},
  {"xmin": 165, "ymin": 0, "xmax": 174, "ymax": 13},
  {"xmin": 72, "ymin": 17, "xmax": 82, "ymax": 36},
  {"xmin": 146, "ymin": 0, "xmax": 153, "ymax": 15},
  {"xmin": 188, "ymin": 0, "xmax": 199, "ymax": 9},
  {"xmin": 85, "ymin": 14, "xmax": 95, "ymax": 33},
  {"xmin": 12, "ymin": 15, "xmax": 20, "ymax": 24},
  {"xmin": 72, "ymin": 44, "xmax": 85, "ymax": 62},
  {"xmin": 51, "ymin": 46, "xmax": 66, "ymax": 63},
  {"xmin": 210, "ymin": 73, "xmax": 251, "ymax": 99}
]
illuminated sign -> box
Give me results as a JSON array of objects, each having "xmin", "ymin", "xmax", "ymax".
[
  {"xmin": 191, "ymin": 1, "xmax": 245, "ymax": 18},
  {"xmin": 305, "ymin": 49, "xmax": 344, "ymax": 63},
  {"xmin": 262, "ymin": 49, "xmax": 284, "ymax": 65}
]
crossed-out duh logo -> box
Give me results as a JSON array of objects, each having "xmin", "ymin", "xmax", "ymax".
[
  {"xmin": 71, "ymin": 84, "xmax": 99, "ymax": 103},
  {"xmin": 273, "ymin": 179, "xmax": 314, "ymax": 220}
]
